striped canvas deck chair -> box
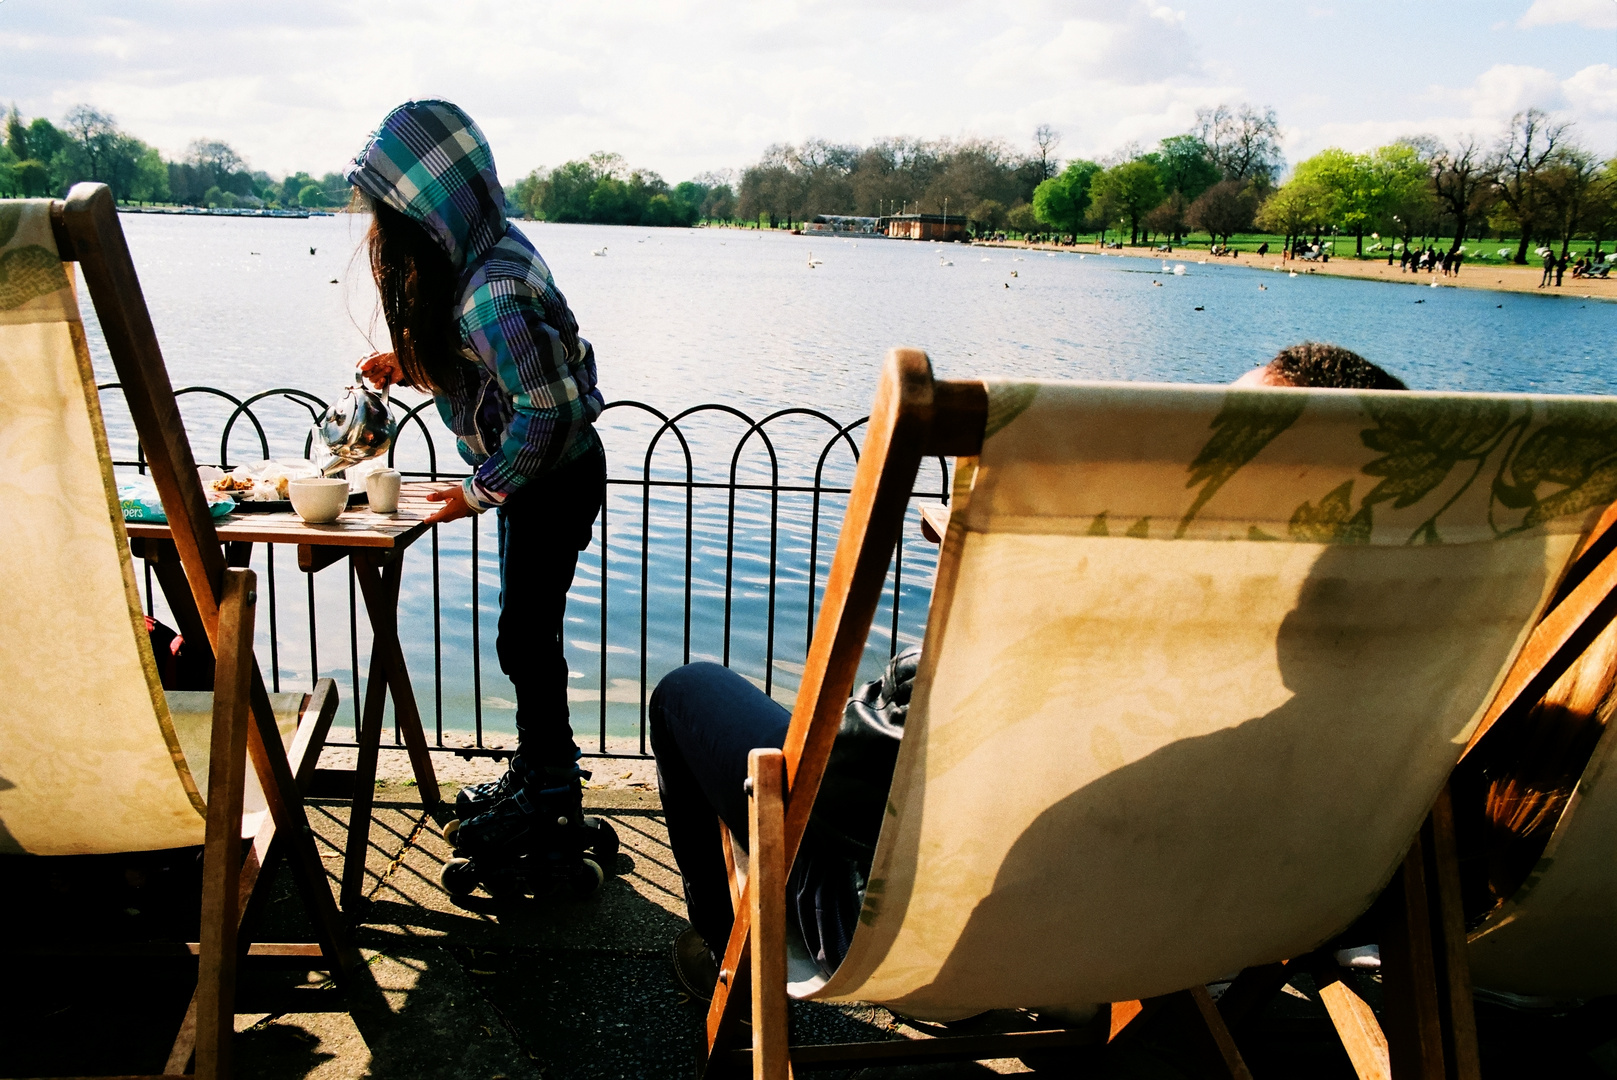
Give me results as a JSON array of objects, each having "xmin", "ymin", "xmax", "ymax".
[
  {"xmin": 705, "ymin": 349, "xmax": 1617, "ymax": 1078},
  {"xmin": 0, "ymin": 186, "xmax": 377, "ymax": 1079}
]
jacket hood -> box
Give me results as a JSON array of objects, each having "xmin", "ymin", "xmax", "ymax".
[{"xmin": 344, "ymin": 99, "xmax": 507, "ymax": 270}]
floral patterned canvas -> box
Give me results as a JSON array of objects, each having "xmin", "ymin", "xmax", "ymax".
[{"xmin": 804, "ymin": 375, "xmax": 1617, "ymax": 1017}]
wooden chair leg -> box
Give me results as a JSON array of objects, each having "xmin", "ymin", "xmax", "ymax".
[
  {"xmin": 1309, "ymin": 953, "xmax": 1391, "ymax": 1080},
  {"xmin": 1426, "ymin": 786, "xmax": 1481, "ymax": 1080},
  {"xmin": 1380, "ymin": 830, "xmax": 1447, "ymax": 1079},
  {"xmin": 1184, "ymin": 986, "xmax": 1255, "ymax": 1080},
  {"xmin": 748, "ymin": 749, "xmax": 792, "ymax": 1080},
  {"xmin": 194, "ymin": 569, "xmax": 257, "ymax": 1080}
]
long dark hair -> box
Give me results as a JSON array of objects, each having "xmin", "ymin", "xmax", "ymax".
[{"xmin": 365, "ymin": 195, "xmax": 461, "ymax": 394}]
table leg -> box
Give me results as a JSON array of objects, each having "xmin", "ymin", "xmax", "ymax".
[
  {"xmin": 352, "ymin": 549, "xmax": 441, "ymax": 805},
  {"xmin": 341, "ymin": 637, "xmax": 391, "ymax": 916}
]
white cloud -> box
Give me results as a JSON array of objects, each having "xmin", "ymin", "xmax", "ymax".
[
  {"xmin": 1462, "ymin": 64, "xmax": 1566, "ymax": 124},
  {"xmin": 0, "ymin": 0, "xmax": 1223, "ymax": 179},
  {"xmin": 1519, "ymin": 0, "xmax": 1617, "ymax": 29},
  {"xmin": 1563, "ymin": 63, "xmax": 1617, "ymax": 115},
  {"xmin": 0, "ymin": 0, "xmax": 1612, "ymax": 183}
]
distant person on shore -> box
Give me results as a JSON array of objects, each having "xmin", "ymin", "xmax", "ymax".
[
  {"xmin": 1452, "ymin": 250, "xmax": 1463, "ymax": 276},
  {"xmin": 1399, "ymin": 247, "xmax": 1411, "ymax": 272},
  {"xmin": 1542, "ymin": 251, "xmax": 1556, "ymax": 287},
  {"xmin": 347, "ymin": 100, "xmax": 607, "ymax": 857},
  {"xmin": 1556, "ymin": 253, "xmax": 1568, "ymax": 287},
  {"xmin": 1257, "ymin": 241, "xmax": 1268, "ymax": 257},
  {"xmin": 654, "ymin": 340, "xmax": 1407, "ymax": 1000}
]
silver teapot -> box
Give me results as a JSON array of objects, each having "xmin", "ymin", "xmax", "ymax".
[{"xmin": 313, "ymin": 366, "xmax": 397, "ymax": 476}]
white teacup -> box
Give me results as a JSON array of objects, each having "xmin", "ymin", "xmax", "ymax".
[
  {"xmin": 366, "ymin": 468, "xmax": 402, "ymax": 514},
  {"xmin": 287, "ymin": 477, "xmax": 350, "ymax": 523}
]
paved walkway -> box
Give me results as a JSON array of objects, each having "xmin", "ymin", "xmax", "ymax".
[{"xmin": 5, "ymin": 776, "xmax": 1613, "ymax": 1077}]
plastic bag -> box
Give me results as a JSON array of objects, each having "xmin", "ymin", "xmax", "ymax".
[{"xmin": 119, "ymin": 479, "xmax": 235, "ymax": 523}]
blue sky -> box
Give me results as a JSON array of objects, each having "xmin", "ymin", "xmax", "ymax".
[{"xmin": 2, "ymin": 0, "xmax": 1614, "ymax": 182}]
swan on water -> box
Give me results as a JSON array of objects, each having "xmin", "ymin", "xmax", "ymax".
[
  {"xmin": 592, "ymin": 246, "xmax": 607, "ymax": 256},
  {"xmin": 1173, "ymin": 264, "xmax": 1186, "ymax": 275}
]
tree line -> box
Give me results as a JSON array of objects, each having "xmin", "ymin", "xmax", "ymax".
[
  {"xmin": 1, "ymin": 104, "xmax": 353, "ymax": 209},
  {"xmin": 6, "ymin": 100, "xmax": 1612, "ymax": 258},
  {"xmin": 735, "ymin": 125, "xmax": 1064, "ymax": 231},
  {"xmin": 1036, "ymin": 106, "xmax": 1615, "ymax": 263},
  {"xmin": 506, "ymin": 153, "xmax": 736, "ymax": 227}
]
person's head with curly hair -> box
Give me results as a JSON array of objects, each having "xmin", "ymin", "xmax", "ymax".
[{"xmin": 1232, "ymin": 342, "xmax": 1407, "ymax": 390}]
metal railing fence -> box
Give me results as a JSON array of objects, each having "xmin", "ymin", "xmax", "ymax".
[{"xmin": 102, "ymin": 384, "xmax": 950, "ymax": 761}]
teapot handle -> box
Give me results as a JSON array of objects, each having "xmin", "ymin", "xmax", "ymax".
[{"xmin": 356, "ymin": 363, "xmax": 392, "ymax": 408}]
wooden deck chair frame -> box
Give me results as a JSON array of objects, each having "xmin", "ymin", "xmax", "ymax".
[
  {"xmin": 28, "ymin": 183, "xmax": 381, "ymax": 1079},
  {"xmin": 1197, "ymin": 494, "xmax": 1617, "ymax": 1080},
  {"xmin": 702, "ymin": 348, "xmax": 1617, "ymax": 1080}
]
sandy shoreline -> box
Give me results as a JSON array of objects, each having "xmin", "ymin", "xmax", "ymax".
[{"xmin": 975, "ymin": 239, "xmax": 1617, "ymax": 302}]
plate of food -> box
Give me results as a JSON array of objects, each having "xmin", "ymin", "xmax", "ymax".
[{"xmin": 200, "ymin": 461, "xmax": 368, "ymax": 513}]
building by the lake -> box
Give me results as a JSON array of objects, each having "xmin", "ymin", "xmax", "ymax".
[{"xmin": 880, "ymin": 214, "xmax": 968, "ymax": 242}]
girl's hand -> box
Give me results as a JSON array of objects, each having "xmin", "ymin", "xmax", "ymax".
[
  {"xmin": 424, "ymin": 483, "xmax": 475, "ymax": 525},
  {"xmin": 360, "ymin": 351, "xmax": 404, "ymax": 388}
]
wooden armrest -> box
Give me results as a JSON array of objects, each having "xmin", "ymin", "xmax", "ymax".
[{"xmin": 919, "ymin": 504, "xmax": 950, "ymax": 544}]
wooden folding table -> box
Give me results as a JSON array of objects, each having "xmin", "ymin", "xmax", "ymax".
[{"xmin": 128, "ymin": 480, "xmax": 451, "ymax": 915}]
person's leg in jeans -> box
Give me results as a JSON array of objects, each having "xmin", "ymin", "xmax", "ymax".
[
  {"xmin": 650, "ymin": 662, "xmax": 790, "ymax": 956},
  {"xmin": 496, "ymin": 444, "xmax": 606, "ymax": 784}
]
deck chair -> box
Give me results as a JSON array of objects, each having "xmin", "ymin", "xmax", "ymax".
[
  {"xmin": 0, "ymin": 186, "xmax": 378, "ymax": 1079},
  {"xmin": 704, "ymin": 348, "xmax": 1617, "ymax": 1078},
  {"xmin": 1466, "ymin": 500, "xmax": 1617, "ymax": 1000}
]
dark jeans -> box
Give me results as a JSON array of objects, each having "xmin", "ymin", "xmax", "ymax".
[
  {"xmin": 496, "ymin": 440, "xmax": 605, "ymax": 782},
  {"xmin": 650, "ymin": 662, "xmax": 791, "ymax": 955},
  {"xmin": 651, "ymin": 661, "xmax": 864, "ymax": 970}
]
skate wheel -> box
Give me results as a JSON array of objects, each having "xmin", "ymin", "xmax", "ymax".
[
  {"xmin": 573, "ymin": 858, "xmax": 605, "ymax": 897},
  {"xmin": 585, "ymin": 817, "xmax": 619, "ymax": 871},
  {"xmin": 442, "ymin": 818, "xmax": 461, "ymax": 847},
  {"xmin": 440, "ymin": 857, "xmax": 478, "ymax": 897}
]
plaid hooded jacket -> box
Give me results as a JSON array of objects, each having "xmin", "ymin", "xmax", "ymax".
[{"xmin": 345, "ymin": 100, "xmax": 603, "ymax": 510}]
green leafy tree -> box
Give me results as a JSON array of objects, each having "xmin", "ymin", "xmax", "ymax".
[
  {"xmin": 297, "ymin": 183, "xmax": 325, "ymax": 208},
  {"xmin": 1154, "ymin": 134, "xmax": 1220, "ymax": 202},
  {"xmin": 1089, "ymin": 159, "xmax": 1164, "ymax": 245},
  {"xmin": 1293, "ymin": 148, "xmax": 1383, "ymax": 255},
  {"xmin": 1032, "ymin": 159, "xmax": 1100, "ymax": 235},
  {"xmin": 0, "ymin": 144, "xmax": 17, "ymax": 197},
  {"xmin": 1255, "ymin": 179, "xmax": 1329, "ymax": 249},
  {"xmin": 543, "ymin": 160, "xmax": 598, "ymax": 222},
  {"xmin": 1006, "ymin": 201, "xmax": 1039, "ymax": 236},
  {"xmin": 13, "ymin": 158, "xmax": 49, "ymax": 197},
  {"xmin": 130, "ymin": 144, "xmax": 170, "ymax": 202},
  {"xmin": 5, "ymin": 106, "xmax": 28, "ymax": 162}
]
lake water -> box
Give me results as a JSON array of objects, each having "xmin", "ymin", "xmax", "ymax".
[{"xmin": 82, "ymin": 214, "xmax": 1617, "ymax": 751}]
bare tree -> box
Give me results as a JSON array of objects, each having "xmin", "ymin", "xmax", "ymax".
[
  {"xmin": 184, "ymin": 137, "xmax": 245, "ymax": 178},
  {"xmin": 64, "ymin": 105, "xmax": 122, "ymax": 182},
  {"xmin": 1189, "ymin": 179, "xmax": 1259, "ymax": 245},
  {"xmin": 1033, "ymin": 124, "xmax": 1061, "ymax": 182},
  {"xmin": 1195, "ymin": 104, "xmax": 1284, "ymax": 186},
  {"xmin": 1490, "ymin": 109, "xmax": 1571, "ymax": 264},
  {"xmin": 1428, "ymin": 135, "xmax": 1495, "ymax": 254}
]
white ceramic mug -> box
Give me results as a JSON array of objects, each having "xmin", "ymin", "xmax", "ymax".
[{"xmin": 366, "ymin": 468, "xmax": 402, "ymax": 514}]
